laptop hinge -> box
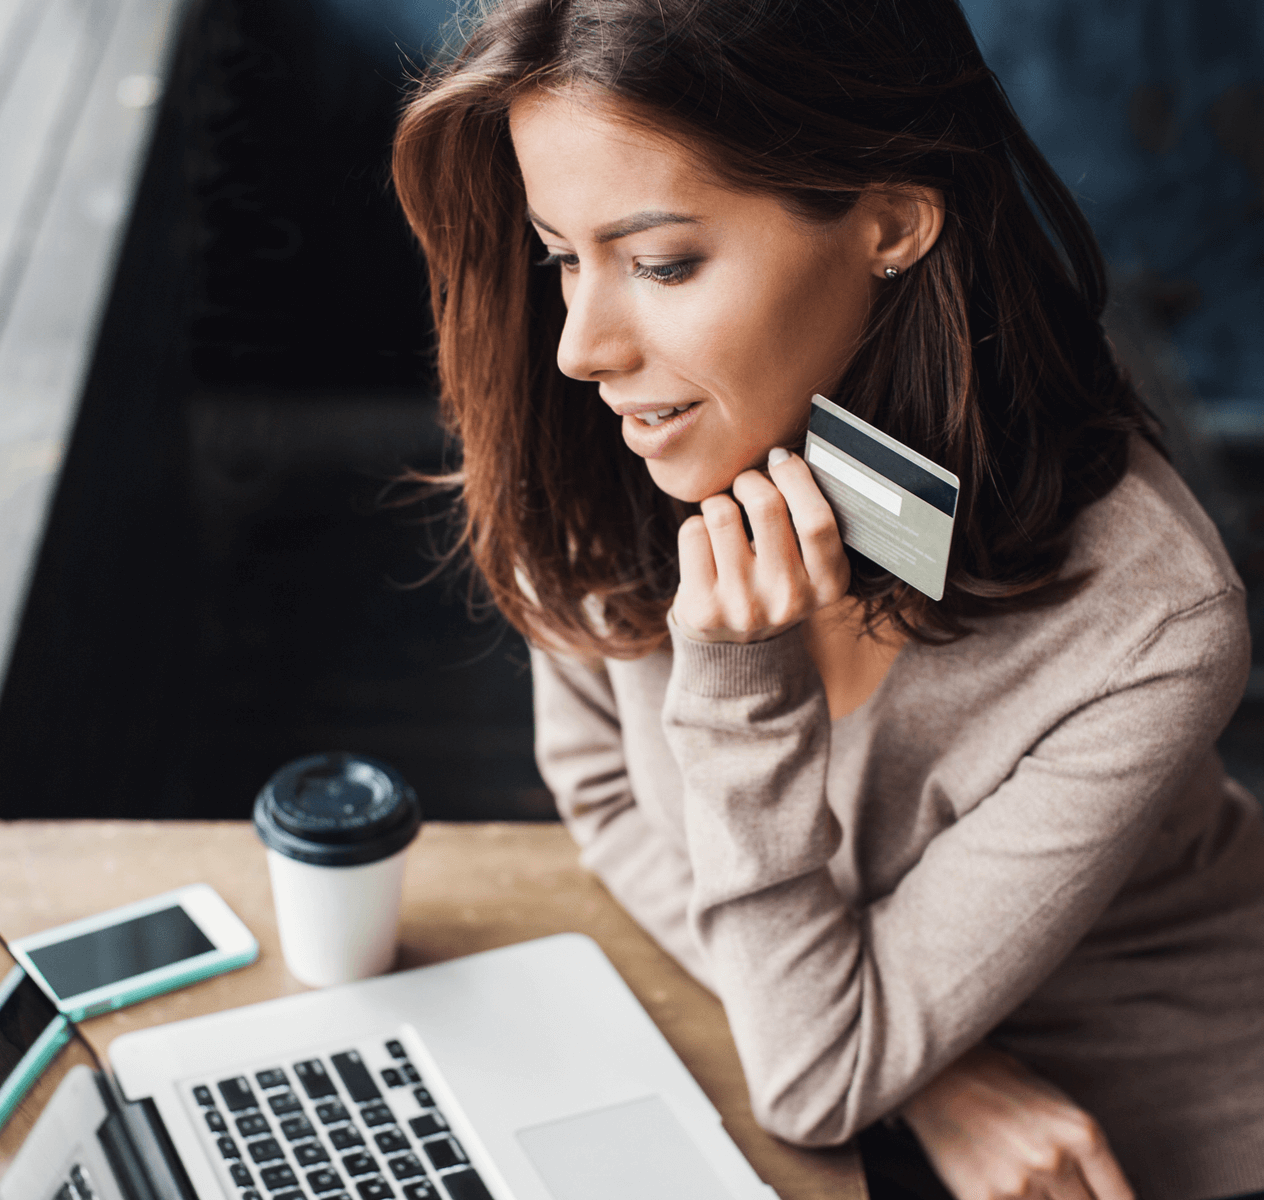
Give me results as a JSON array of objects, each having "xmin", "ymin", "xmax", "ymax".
[{"xmin": 95, "ymin": 1074, "xmax": 197, "ymax": 1200}]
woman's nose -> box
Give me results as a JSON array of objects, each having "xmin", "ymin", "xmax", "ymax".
[{"xmin": 555, "ymin": 275, "xmax": 640, "ymax": 381}]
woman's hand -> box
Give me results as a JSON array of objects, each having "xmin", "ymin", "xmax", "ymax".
[
  {"xmin": 672, "ymin": 448, "xmax": 850, "ymax": 644},
  {"xmin": 900, "ymin": 1045, "xmax": 1135, "ymax": 1200}
]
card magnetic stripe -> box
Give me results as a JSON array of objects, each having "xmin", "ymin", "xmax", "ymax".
[{"xmin": 808, "ymin": 407, "xmax": 957, "ymax": 517}]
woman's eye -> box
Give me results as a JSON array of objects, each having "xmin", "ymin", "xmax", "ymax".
[
  {"xmin": 536, "ymin": 251, "xmax": 579, "ymax": 273},
  {"xmin": 633, "ymin": 260, "xmax": 697, "ymax": 286}
]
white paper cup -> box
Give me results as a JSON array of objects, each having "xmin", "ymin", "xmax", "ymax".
[
  {"xmin": 266, "ymin": 847, "xmax": 409, "ymax": 986},
  {"xmin": 254, "ymin": 753, "xmax": 421, "ymax": 988}
]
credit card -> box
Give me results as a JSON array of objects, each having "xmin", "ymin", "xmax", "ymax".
[{"xmin": 804, "ymin": 394, "xmax": 959, "ymax": 601}]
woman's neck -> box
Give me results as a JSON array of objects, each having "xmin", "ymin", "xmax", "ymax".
[{"xmin": 802, "ymin": 599, "xmax": 908, "ymax": 721}]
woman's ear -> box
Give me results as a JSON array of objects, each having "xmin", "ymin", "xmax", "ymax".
[{"xmin": 865, "ymin": 187, "xmax": 945, "ymax": 280}]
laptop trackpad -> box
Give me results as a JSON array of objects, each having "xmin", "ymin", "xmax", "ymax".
[{"xmin": 517, "ymin": 1094, "xmax": 734, "ymax": 1200}]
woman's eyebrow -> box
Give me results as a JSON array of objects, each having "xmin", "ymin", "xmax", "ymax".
[{"xmin": 526, "ymin": 207, "xmax": 701, "ymax": 243}]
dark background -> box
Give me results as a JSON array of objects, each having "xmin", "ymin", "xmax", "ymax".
[
  {"xmin": 0, "ymin": 0, "xmax": 1260, "ymax": 820},
  {"xmin": 0, "ymin": 0, "xmax": 554, "ymax": 821}
]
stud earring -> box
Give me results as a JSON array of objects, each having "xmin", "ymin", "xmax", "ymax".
[{"xmin": 884, "ymin": 265, "xmax": 901, "ymax": 279}]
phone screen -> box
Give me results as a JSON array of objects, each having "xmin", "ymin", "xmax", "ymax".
[
  {"xmin": 2, "ymin": 937, "xmax": 98, "ymax": 1154},
  {"xmin": 24, "ymin": 905, "xmax": 214, "ymax": 1000},
  {"xmin": 0, "ymin": 970, "xmax": 59, "ymax": 1092}
]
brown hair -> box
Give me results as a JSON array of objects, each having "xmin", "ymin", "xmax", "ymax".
[{"xmin": 392, "ymin": 0, "xmax": 1155, "ymax": 657}]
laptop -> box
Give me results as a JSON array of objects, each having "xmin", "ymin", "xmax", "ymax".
[{"xmin": 0, "ymin": 930, "xmax": 778, "ymax": 1200}]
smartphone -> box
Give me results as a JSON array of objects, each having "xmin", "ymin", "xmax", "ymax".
[
  {"xmin": 0, "ymin": 950, "xmax": 72, "ymax": 1133},
  {"xmin": 8, "ymin": 884, "xmax": 258, "ymax": 1022}
]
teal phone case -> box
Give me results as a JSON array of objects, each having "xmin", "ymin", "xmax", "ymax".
[{"xmin": 56, "ymin": 945, "xmax": 260, "ymax": 1022}]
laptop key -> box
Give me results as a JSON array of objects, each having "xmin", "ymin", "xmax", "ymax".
[
  {"xmin": 205, "ymin": 1110, "xmax": 227, "ymax": 1133},
  {"xmin": 381, "ymin": 1069, "xmax": 403, "ymax": 1089},
  {"xmin": 330, "ymin": 1126, "xmax": 365, "ymax": 1151},
  {"xmin": 230, "ymin": 1163, "xmax": 254, "ymax": 1187},
  {"xmin": 411, "ymin": 1087, "xmax": 433, "ymax": 1108},
  {"xmin": 259, "ymin": 1164, "xmax": 298, "ymax": 1191},
  {"xmin": 400, "ymin": 1065, "xmax": 420, "ymax": 1085},
  {"xmin": 248, "ymin": 1139, "xmax": 284, "ymax": 1164},
  {"xmin": 237, "ymin": 1114, "xmax": 271, "ymax": 1138},
  {"xmin": 280, "ymin": 1115, "xmax": 315, "ymax": 1141},
  {"xmin": 295, "ymin": 1059, "xmax": 339, "ymax": 1099},
  {"xmin": 439, "ymin": 1169, "xmax": 494, "ymax": 1200},
  {"xmin": 421, "ymin": 1137, "xmax": 465, "ymax": 1171},
  {"xmin": 256, "ymin": 1069, "xmax": 288, "ymax": 1090},
  {"xmin": 295, "ymin": 1142, "xmax": 331, "ymax": 1167},
  {"xmin": 332, "ymin": 1052, "xmax": 381, "ymax": 1102},
  {"xmin": 269, "ymin": 1092, "xmax": 303, "ymax": 1116},
  {"xmin": 342, "ymin": 1152, "xmax": 378, "ymax": 1176},
  {"xmin": 271, "ymin": 1193, "xmax": 304, "ymax": 1200},
  {"xmin": 386, "ymin": 1154, "xmax": 424, "ymax": 1180},
  {"xmin": 355, "ymin": 1181, "xmax": 394, "ymax": 1200},
  {"xmin": 316, "ymin": 1100, "xmax": 350, "ymax": 1124},
  {"xmin": 242, "ymin": 1193, "xmax": 261, "ymax": 1200},
  {"xmin": 401, "ymin": 1183, "xmax": 437, "ymax": 1200},
  {"xmin": 407, "ymin": 1113, "xmax": 446, "ymax": 1139},
  {"xmin": 361, "ymin": 1103, "xmax": 394, "ymax": 1127},
  {"xmin": 69, "ymin": 1164, "xmax": 96, "ymax": 1199},
  {"xmin": 374, "ymin": 1129, "xmax": 408, "ymax": 1155},
  {"xmin": 385, "ymin": 1040, "xmax": 407, "ymax": 1059},
  {"xmin": 219, "ymin": 1078, "xmax": 258, "ymax": 1112},
  {"xmin": 217, "ymin": 1136, "xmax": 241, "ymax": 1160},
  {"xmin": 307, "ymin": 1167, "xmax": 344, "ymax": 1193},
  {"xmin": 193, "ymin": 1086, "xmax": 215, "ymax": 1107}
]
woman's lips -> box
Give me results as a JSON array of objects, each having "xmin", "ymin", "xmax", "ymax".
[{"xmin": 619, "ymin": 402, "xmax": 703, "ymax": 459}]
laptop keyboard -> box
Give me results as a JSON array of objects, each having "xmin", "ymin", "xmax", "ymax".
[
  {"xmin": 53, "ymin": 1163, "xmax": 98, "ymax": 1200},
  {"xmin": 189, "ymin": 1039, "xmax": 493, "ymax": 1200}
]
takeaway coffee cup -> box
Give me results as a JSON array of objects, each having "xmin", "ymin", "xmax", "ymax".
[{"xmin": 254, "ymin": 752, "xmax": 421, "ymax": 987}]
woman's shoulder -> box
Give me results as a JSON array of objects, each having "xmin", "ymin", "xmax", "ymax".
[
  {"xmin": 1067, "ymin": 435, "xmax": 1243, "ymax": 616},
  {"xmin": 931, "ymin": 438, "xmax": 1249, "ymax": 709},
  {"xmin": 878, "ymin": 441, "xmax": 1252, "ymax": 791}
]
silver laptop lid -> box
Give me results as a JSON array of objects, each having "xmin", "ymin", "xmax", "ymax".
[{"xmin": 108, "ymin": 933, "xmax": 779, "ymax": 1200}]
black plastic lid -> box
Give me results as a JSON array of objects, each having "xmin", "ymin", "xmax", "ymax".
[{"xmin": 253, "ymin": 753, "xmax": 422, "ymax": 867}]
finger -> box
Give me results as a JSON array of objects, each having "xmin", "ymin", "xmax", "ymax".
[
  {"xmin": 1039, "ymin": 1152, "xmax": 1097, "ymax": 1200},
  {"xmin": 767, "ymin": 449, "xmax": 850, "ymax": 602},
  {"xmin": 676, "ymin": 513, "xmax": 718, "ymax": 599},
  {"xmin": 700, "ymin": 494, "xmax": 755, "ymax": 589},
  {"xmin": 731, "ymin": 469, "xmax": 803, "ymax": 578},
  {"xmin": 1072, "ymin": 1130, "xmax": 1134, "ymax": 1200}
]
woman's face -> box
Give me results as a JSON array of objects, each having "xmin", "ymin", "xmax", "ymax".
[{"xmin": 509, "ymin": 89, "xmax": 884, "ymax": 503}]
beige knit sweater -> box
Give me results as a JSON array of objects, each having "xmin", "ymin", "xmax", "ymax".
[{"xmin": 530, "ymin": 438, "xmax": 1264, "ymax": 1200}]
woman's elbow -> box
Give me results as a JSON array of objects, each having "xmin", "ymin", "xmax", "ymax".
[{"xmin": 748, "ymin": 1081, "xmax": 863, "ymax": 1149}]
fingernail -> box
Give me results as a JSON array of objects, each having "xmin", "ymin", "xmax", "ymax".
[{"xmin": 768, "ymin": 447, "xmax": 791, "ymax": 467}]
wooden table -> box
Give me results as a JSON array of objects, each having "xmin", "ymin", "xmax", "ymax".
[{"xmin": 0, "ymin": 820, "xmax": 866, "ymax": 1200}]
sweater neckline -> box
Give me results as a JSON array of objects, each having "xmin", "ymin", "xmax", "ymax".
[{"xmin": 828, "ymin": 636, "xmax": 913, "ymax": 727}]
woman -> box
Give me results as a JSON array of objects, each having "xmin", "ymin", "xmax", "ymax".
[{"xmin": 391, "ymin": 1, "xmax": 1264, "ymax": 1197}]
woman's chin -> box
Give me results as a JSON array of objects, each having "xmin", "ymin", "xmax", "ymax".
[{"xmin": 644, "ymin": 458, "xmax": 740, "ymax": 505}]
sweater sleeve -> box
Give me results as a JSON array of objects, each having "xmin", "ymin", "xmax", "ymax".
[
  {"xmin": 662, "ymin": 589, "xmax": 1252, "ymax": 1146},
  {"xmin": 529, "ymin": 644, "xmax": 712, "ymax": 987}
]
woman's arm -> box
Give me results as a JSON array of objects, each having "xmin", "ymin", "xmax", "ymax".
[
  {"xmin": 531, "ymin": 624, "xmax": 1149, "ymax": 1200},
  {"xmin": 666, "ymin": 590, "xmax": 1248, "ymax": 1144},
  {"xmin": 667, "ymin": 455, "xmax": 1252, "ymax": 1148},
  {"xmin": 529, "ymin": 644, "xmax": 712, "ymax": 988}
]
